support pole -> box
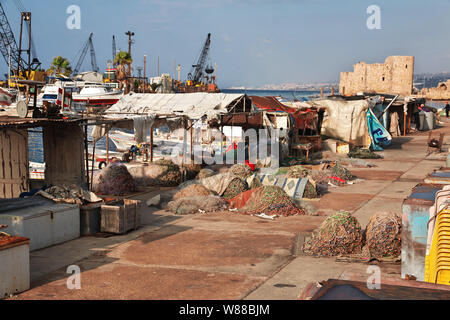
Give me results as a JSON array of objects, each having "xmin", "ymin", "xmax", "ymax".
[
  {"xmin": 150, "ymin": 124, "xmax": 154, "ymax": 163},
  {"xmin": 91, "ymin": 141, "xmax": 96, "ymax": 189},
  {"xmin": 84, "ymin": 125, "xmax": 90, "ymax": 190},
  {"xmin": 190, "ymin": 119, "xmax": 194, "ymax": 164},
  {"xmin": 106, "ymin": 132, "xmax": 110, "ymax": 164}
]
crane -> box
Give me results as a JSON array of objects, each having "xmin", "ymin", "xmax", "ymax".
[
  {"xmin": 0, "ymin": 1, "xmax": 40, "ymax": 75},
  {"xmin": 73, "ymin": 33, "xmax": 99, "ymax": 75},
  {"xmin": 187, "ymin": 33, "xmax": 211, "ymax": 85}
]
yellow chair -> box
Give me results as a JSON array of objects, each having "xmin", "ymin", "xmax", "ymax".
[{"xmin": 425, "ymin": 207, "xmax": 450, "ymax": 286}]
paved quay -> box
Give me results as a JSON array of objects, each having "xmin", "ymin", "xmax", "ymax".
[{"xmin": 14, "ymin": 120, "xmax": 450, "ymax": 300}]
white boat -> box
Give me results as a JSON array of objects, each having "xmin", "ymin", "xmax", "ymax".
[
  {"xmin": 37, "ymin": 84, "xmax": 60, "ymax": 105},
  {"xmin": 72, "ymin": 84, "xmax": 123, "ymax": 106},
  {"xmin": 108, "ymin": 130, "xmax": 136, "ymax": 152}
]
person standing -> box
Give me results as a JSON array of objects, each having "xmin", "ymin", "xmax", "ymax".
[{"xmin": 445, "ymin": 102, "xmax": 450, "ymax": 118}]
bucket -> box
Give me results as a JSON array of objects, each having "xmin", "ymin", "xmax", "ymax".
[{"xmin": 423, "ymin": 112, "xmax": 435, "ymax": 131}]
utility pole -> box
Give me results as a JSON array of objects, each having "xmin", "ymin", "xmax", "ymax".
[
  {"xmin": 144, "ymin": 55, "xmax": 147, "ymax": 90},
  {"xmin": 157, "ymin": 56, "xmax": 159, "ymax": 77},
  {"xmin": 125, "ymin": 31, "xmax": 135, "ymax": 77}
]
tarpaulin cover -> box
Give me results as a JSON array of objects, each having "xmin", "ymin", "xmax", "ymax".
[
  {"xmin": 106, "ymin": 92, "xmax": 246, "ymax": 120},
  {"xmin": 251, "ymin": 96, "xmax": 318, "ymax": 130},
  {"xmin": 318, "ymin": 98, "xmax": 370, "ymax": 147}
]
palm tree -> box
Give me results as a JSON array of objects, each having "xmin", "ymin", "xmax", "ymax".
[
  {"xmin": 47, "ymin": 56, "xmax": 72, "ymax": 77},
  {"xmin": 150, "ymin": 82, "xmax": 161, "ymax": 93},
  {"xmin": 114, "ymin": 51, "xmax": 133, "ymax": 93}
]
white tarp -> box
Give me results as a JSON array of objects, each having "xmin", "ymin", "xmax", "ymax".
[
  {"xmin": 316, "ymin": 98, "xmax": 371, "ymax": 147},
  {"xmin": 105, "ymin": 92, "xmax": 245, "ymax": 120}
]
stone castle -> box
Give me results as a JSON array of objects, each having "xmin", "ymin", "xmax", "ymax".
[
  {"xmin": 339, "ymin": 56, "xmax": 415, "ymax": 96},
  {"xmin": 421, "ymin": 80, "xmax": 450, "ymax": 100}
]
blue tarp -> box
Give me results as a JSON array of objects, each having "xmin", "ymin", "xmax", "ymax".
[{"xmin": 367, "ymin": 108, "xmax": 392, "ymax": 151}]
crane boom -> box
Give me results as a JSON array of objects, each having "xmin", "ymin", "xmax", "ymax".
[
  {"xmin": 89, "ymin": 35, "xmax": 98, "ymax": 72},
  {"xmin": 0, "ymin": 3, "xmax": 25, "ymax": 72},
  {"xmin": 187, "ymin": 33, "xmax": 211, "ymax": 84},
  {"xmin": 74, "ymin": 33, "xmax": 98, "ymax": 75}
]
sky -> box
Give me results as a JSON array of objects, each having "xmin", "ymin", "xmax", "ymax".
[{"xmin": 1, "ymin": 0, "xmax": 450, "ymax": 88}]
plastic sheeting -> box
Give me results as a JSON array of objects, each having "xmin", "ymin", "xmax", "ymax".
[
  {"xmin": 318, "ymin": 98, "xmax": 370, "ymax": 147},
  {"xmin": 105, "ymin": 92, "xmax": 246, "ymax": 120}
]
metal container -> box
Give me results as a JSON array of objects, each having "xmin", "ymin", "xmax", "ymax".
[
  {"xmin": 424, "ymin": 172, "xmax": 450, "ymax": 185},
  {"xmin": 402, "ymin": 184, "xmax": 443, "ymax": 281},
  {"xmin": 0, "ymin": 237, "xmax": 30, "ymax": 298},
  {"xmin": 100, "ymin": 199, "xmax": 142, "ymax": 235},
  {"xmin": 0, "ymin": 200, "xmax": 80, "ymax": 251},
  {"xmin": 80, "ymin": 203, "xmax": 102, "ymax": 236}
]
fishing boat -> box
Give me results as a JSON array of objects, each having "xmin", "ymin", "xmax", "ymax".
[{"xmin": 72, "ymin": 84, "xmax": 123, "ymax": 106}]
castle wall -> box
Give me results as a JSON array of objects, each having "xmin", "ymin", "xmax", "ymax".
[{"xmin": 339, "ymin": 56, "xmax": 414, "ymax": 96}]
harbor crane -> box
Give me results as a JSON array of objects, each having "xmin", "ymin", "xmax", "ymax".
[
  {"xmin": 187, "ymin": 33, "xmax": 212, "ymax": 85},
  {"xmin": 0, "ymin": 1, "xmax": 41, "ymax": 77},
  {"xmin": 73, "ymin": 33, "xmax": 99, "ymax": 75}
]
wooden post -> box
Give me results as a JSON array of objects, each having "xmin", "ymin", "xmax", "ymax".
[
  {"xmin": 190, "ymin": 119, "xmax": 194, "ymax": 164},
  {"xmin": 150, "ymin": 124, "xmax": 154, "ymax": 163},
  {"xmin": 106, "ymin": 132, "xmax": 110, "ymax": 164},
  {"xmin": 321, "ymin": 87, "xmax": 324, "ymax": 98},
  {"xmin": 84, "ymin": 125, "xmax": 90, "ymax": 190},
  {"xmin": 91, "ymin": 141, "xmax": 96, "ymax": 188}
]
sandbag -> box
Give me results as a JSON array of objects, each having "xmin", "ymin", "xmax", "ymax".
[{"xmin": 199, "ymin": 172, "xmax": 237, "ymax": 196}]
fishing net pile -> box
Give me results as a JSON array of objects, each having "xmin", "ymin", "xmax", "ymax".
[
  {"xmin": 248, "ymin": 176, "xmax": 262, "ymax": 189},
  {"xmin": 128, "ymin": 159, "xmax": 181, "ymax": 187},
  {"xmin": 303, "ymin": 211, "xmax": 364, "ymax": 257},
  {"xmin": 184, "ymin": 164, "xmax": 202, "ymax": 181},
  {"xmin": 38, "ymin": 185, "xmax": 102, "ymax": 204},
  {"xmin": 365, "ymin": 212, "xmax": 402, "ymax": 258},
  {"xmin": 92, "ymin": 163, "xmax": 136, "ymax": 196},
  {"xmin": 222, "ymin": 178, "xmax": 249, "ymax": 199},
  {"xmin": 238, "ymin": 186, "xmax": 305, "ymax": 217},
  {"xmin": 230, "ymin": 164, "xmax": 253, "ymax": 179},
  {"xmin": 287, "ymin": 165, "xmax": 310, "ymax": 179},
  {"xmin": 167, "ymin": 196, "xmax": 228, "ymax": 215},
  {"xmin": 197, "ymin": 168, "xmax": 215, "ymax": 180},
  {"xmin": 328, "ymin": 163, "xmax": 353, "ymax": 182},
  {"xmin": 348, "ymin": 148, "xmax": 383, "ymax": 160},
  {"xmin": 303, "ymin": 180, "xmax": 319, "ymax": 199},
  {"xmin": 173, "ymin": 184, "xmax": 212, "ymax": 201}
]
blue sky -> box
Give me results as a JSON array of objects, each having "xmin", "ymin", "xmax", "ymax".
[{"xmin": 1, "ymin": 0, "xmax": 450, "ymax": 88}]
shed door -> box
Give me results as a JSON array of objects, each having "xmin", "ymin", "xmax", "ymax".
[{"xmin": 0, "ymin": 129, "xmax": 29, "ymax": 198}]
